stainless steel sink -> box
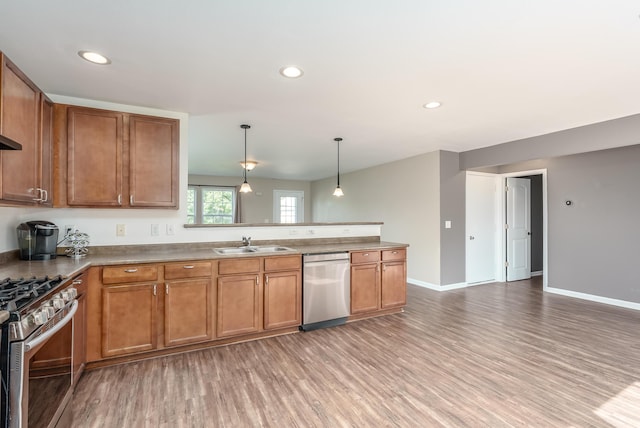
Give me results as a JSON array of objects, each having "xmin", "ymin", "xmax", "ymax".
[{"xmin": 213, "ymin": 246, "xmax": 295, "ymax": 255}]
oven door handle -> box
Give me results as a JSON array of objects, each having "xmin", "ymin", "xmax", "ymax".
[{"xmin": 24, "ymin": 300, "xmax": 78, "ymax": 352}]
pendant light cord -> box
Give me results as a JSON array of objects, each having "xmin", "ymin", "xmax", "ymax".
[
  {"xmin": 241, "ymin": 124, "xmax": 251, "ymax": 183},
  {"xmin": 335, "ymin": 137, "xmax": 343, "ymax": 186}
]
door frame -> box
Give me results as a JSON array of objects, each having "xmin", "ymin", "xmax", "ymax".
[{"xmin": 496, "ymin": 169, "xmax": 548, "ymax": 289}]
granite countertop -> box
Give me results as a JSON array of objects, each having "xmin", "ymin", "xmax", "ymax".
[{"xmin": 0, "ymin": 240, "xmax": 408, "ymax": 279}]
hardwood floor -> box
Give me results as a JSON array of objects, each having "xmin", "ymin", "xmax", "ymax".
[{"xmin": 70, "ymin": 278, "xmax": 640, "ymax": 427}]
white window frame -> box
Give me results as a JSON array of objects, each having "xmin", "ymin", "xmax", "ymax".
[
  {"xmin": 273, "ymin": 190, "xmax": 304, "ymax": 224},
  {"xmin": 187, "ymin": 185, "xmax": 237, "ymax": 224}
]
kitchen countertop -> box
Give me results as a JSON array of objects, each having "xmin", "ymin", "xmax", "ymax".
[{"xmin": 0, "ymin": 240, "xmax": 408, "ymax": 279}]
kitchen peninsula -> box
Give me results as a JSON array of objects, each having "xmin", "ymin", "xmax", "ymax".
[{"xmin": 0, "ymin": 236, "xmax": 408, "ymax": 370}]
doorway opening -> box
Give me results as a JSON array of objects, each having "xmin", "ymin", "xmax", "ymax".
[
  {"xmin": 500, "ymin": 170, "xmax": 547, "ymax": 288},
  {"xmin": 465, "ymin": 169, "xmax": 548, "ymax": 289}
]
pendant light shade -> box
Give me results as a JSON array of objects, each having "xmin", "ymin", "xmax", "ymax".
[
  {"xmin": 333, "ymin": 137, "xmax": 344, "ymax": 197},
  {"xmin": 239, "ymin": 124, "xmax": 252, "ymax": 193}
]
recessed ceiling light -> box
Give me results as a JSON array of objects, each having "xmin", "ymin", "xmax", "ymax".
[
  {"xmin": 423, "ymin": 101, "xmax": 442, "ymax": 109},
  {"xmin": 279, "ymin": 65, "xmax": 304, "ymax": 78},
  {"xmin": 78, "ymin": 50, "xmax": 111, "ymax": 65}
]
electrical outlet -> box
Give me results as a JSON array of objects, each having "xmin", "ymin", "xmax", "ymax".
[
  {"xmin": 64, "ymin": 225, "xmax": 76, "ymax": 235},
  {"xmin": 289, "ymin": 229, "xmax": 298, "ymax": 235},
  {"xmin": 307, "ymin": 229, "xmax": 315, "ymax": 235},
  {"xmin": 151, "ymin": 224, "xmax": 160, "ymax": 236},
  {"xmin": 166, "ymin": 224, "xmax": 175, "ymax": 235},
  {"xmin": 116, "ymin": 224, "xmax": 126, "ymax": 237}
]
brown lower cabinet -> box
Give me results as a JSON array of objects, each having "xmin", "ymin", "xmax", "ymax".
[
  {"xmin": 264, "ymin": 256, "xmax": 301, "ymax": 330},
  {"xmin": 350, "ymin": 248, "xmax": 407, "ymax": 315},
  {"xmin": 102, "ymin": 282, "xmax": 158, "ymax": 358},
  {"xmin": 217, "ymin": 273, "xmax": 261, "ymax": 338},
  {"xmin": 87, "ymin": 256, "xmax": 301, "ymax": 365}
]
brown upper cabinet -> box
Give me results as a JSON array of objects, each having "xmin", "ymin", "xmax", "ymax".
[
  {"xmin": 54, "ymin": 105, "xmax": 179, "ymax": 208},
  {"xmin": 0, "ymin": 52, "xmax": 53, "ymax": 206}
]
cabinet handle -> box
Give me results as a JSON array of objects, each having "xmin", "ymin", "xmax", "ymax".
[
  {"xmin": 382, "ymin": 264, "xmax": 387, "ymax": 272},
  {"xmin": 165, "ymin": 283, "xmax": 169, "ymax": 294},
  {"xmin": 265, "ymin": 275, "xmax": 269, "ymax": 285},
  {"xmin": 153, "ymin": 284, "xmax": 157, "ymax": 296},
  {"xmin": 392, "ymin": 251, "xmax": 398, "ymax": 254},
  {"xmin": 363, "ymin": 253, "xmax": 369, "ymax": 257},
  {"xmin": 117, "ymin": 194, "xmax": 122, "ymax": 205},
  {"xmin": 31, "ymin": 188, "xmax": 42, "ymax": 202},
  {"xmin": 256, "ymin": 275, "xmax": 259, "ymax": 286},
  {"xmin": 72, "ymin": 279, "xmax": 83, "ymax": 285},
  {"xmin": 183, "ymin": 265, "xmax": 195, "ymax": 269},
  {"xmin": 124, "ymin": 268, "xmax": 138, "ymax": 273},
  {"xmin": 41, "ymin": 189, "xmax": 48, "ymax": 202},
  {"xmin": 130, "ymin": 195, "xmax": 134, "ymax": 205}
]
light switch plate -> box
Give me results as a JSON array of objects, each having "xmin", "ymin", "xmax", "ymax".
[{"xmin": 445, "ymin": 221, "xmax": 452, "ymax": 229}]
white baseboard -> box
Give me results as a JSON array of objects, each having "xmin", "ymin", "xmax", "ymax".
[
  {"xmin": 546, "ymin": 287, "xmax": 640, "ymax": 311},
  {"xmin": 531, "ymin": 271, "xmax": 543, "ymax": 277},
  {"xmin": 407, "ymin": 278, "xmax": 488, "ymax": 291},
  {"xmin": 409, "ymin": 277, "xmax": 640, "ymax": 311}
]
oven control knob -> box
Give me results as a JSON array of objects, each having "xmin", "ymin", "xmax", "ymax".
[
  {"xmin": 32, "ymin": 309, "xmax": 48, "ymax": 325},
  {"xmin": 52, "ymin": 297, "xmax": 65, "ymax": 310},
  {"xmin": 42, "ymin": 304, "xmax": 56, "ymax": 318},
  {"xmin": 62, "ymin": 288, "xmax": 77, "ymax": 301}
]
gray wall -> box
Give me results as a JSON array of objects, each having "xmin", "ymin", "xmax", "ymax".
[
  {"xmin": 460, "ymin": 114, "xmax": 640, "ymax": 170},
  {"xmin": 311, "ymin": 151, "xmax": 442, "ymax": 285},
  {"xmin": 439, "ymin": 151, "xmax": 466, "ymax": 285},
  {"xmin": 494, "ymin": 145, "xmax": 640, "ymax": 303}
]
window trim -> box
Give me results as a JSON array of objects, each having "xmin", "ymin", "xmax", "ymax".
[{"xmin": 187, "ymin": 185, "xmax": 237, "ymax": 224}]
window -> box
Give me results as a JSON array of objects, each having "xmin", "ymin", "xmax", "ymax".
[
  {"xmin": 187, "ymin": 186, "xmax": 236, "ymax": 224},
  {"xmin": 273, "ymin": 190, "xmax": 304, "ymax": 223}
]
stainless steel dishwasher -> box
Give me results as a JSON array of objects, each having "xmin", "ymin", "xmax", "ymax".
[{"xmin": 301, "ymin": 252, "xmax": 350, "ymax": 331}]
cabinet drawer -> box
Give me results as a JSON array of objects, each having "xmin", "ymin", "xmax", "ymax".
[
  {"xmin": 164, "ymin": 261, "xmax": 212, "ymax": 280},
  {"xmin": 102, "ymin": 265, "xmax": 158, "ymax": 285},
  {"xmin": 218, "ymin": 258, "xmax": 261, "ymax": 275},
  {"xmin": 382, "ymin": 248, "xmax": 406, "ymax": 261},
  {"xmin": 264, "ymin": 255, "xmax": 301, "ymax": 272},
  {"xmin": 351, "ymin": 251, "xmax": 380, "ymax": 264}
]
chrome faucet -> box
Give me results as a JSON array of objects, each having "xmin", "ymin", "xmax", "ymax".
[{"xmin": 242, "ymin": 236, "xmax": 252, "ymax": 247}]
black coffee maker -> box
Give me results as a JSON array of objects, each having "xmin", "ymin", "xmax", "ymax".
[{"xmin": 17, "ymin": 221, "xmax": 59, "ymax": 260}]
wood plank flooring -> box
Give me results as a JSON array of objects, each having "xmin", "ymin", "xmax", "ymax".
[{"xmin": 70, "ymin": 277, "xmax": 640, "ymax": 427}]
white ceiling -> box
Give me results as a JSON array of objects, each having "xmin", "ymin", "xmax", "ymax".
[{"xmin": 1, "ymin": 1, "xmax": 639, "ymax": 180}]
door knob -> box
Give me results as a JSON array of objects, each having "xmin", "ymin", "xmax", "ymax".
[{"xmin": 469, "ymin": 236, "xmax": 475, "ymax": 240}]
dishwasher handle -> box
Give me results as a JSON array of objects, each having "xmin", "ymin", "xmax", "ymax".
[{"xmin": 303, "ymin": 252, "xmax": 349, "ymax": 263}]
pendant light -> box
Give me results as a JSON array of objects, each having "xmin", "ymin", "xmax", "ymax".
[
  {"xmin": 239, "ymin": 124, "xmax": 252, "ymax": 193},
  {"xmin": 333, "ymin": 137, "xmax": 344, "ymax": 197}
]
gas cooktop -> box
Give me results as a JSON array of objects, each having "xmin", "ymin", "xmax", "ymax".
[{"xmin": 0, "ymin": 276, "xmax": 64, "ymax": 312}]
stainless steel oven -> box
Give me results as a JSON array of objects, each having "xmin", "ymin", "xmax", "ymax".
[{"xmin": 1, "ymin": 276, "xmax": 79, "ymax": 428}]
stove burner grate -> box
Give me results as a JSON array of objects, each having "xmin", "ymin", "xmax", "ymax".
[{"xmin": 0, "ymin": 275, "xmax": 64, "ymax": 312}]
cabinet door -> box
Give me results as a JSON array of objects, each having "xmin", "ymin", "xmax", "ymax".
[
  {"xmin": 39, "ymin": 96, "xmax": 53, "ymax": 206},
  {"xmin": 217, "ymin": 274, "xmax": 261, "ymax": 338},
  {"xmin": 0, "ymin": 56, "xmax": 40, "ymax": 204},
  {"xmin": 381, "ymin": 261, "xmax": 407, "ymax": 309},
  {"xmin": 129, "ymin": 115, "xmax": 178, "ymax": 208},
  {"xmin": 67, "ymin": 107, "xmax": 123, "ymax": 206},
  {"xmin": 164, "ymin": 279, "xmax": 212, "ymax": 347},
  {"xmin": 102, "ymin": 283, "xmax": 157, "ymax": 357},
  {"xmin": 350, "ymin": 263, "xmax": 380, "ymax": 314},
  {"xmin": 264, "ymin": 270, "xmax": 301, "ymax": 330}
]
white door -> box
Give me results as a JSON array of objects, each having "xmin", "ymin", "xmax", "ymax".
[
  {"xmin": 466, "ymin": 173, "xmax": 497, "ymax": 284},
  {"xmin": 273, "ymin": 190, "xmax": 304, "ymax": 223},
  {"xmin": 506, "ymin": 177, "xmax": 531, "ymax": 281}
]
